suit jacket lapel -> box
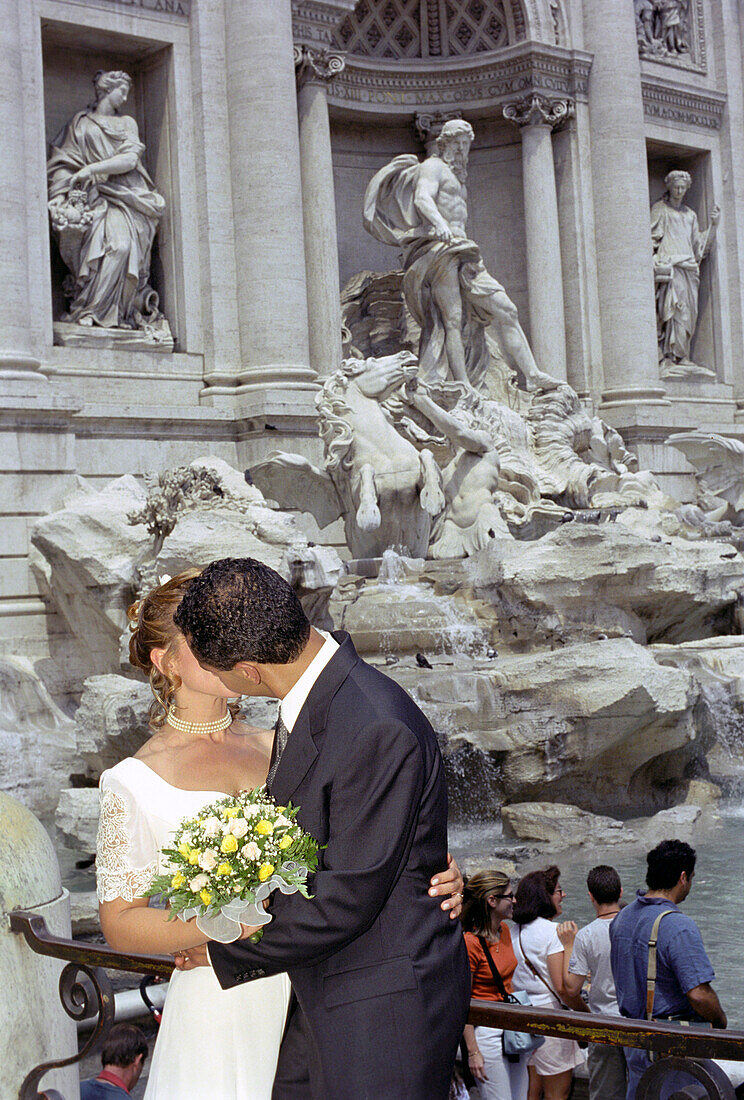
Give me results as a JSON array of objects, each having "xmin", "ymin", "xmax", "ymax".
[{"xmin": 269, "ymin": 632, "xmax": 359, "ymax": 805}]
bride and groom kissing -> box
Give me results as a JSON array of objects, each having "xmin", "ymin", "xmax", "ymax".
[{"xmin": 97, "ymin": 557, "xmax": 471, "ymax": 1098}]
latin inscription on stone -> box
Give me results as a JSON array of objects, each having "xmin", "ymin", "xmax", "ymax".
[{"xmin": 94, "ymin": 0, "xmax": 190, "ymax": 16}]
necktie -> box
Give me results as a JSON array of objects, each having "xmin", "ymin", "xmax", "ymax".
[{"xmin": 267, "ymin": 711, "xmax": 290, "ymax": 790}]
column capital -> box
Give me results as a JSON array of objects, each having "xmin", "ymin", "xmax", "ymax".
[
  {"xmin": 503, "ymin": 94, "xmax": 574, "ymax": 130},
  {"xmin": 294, "ymin": 44, "xmax": 346, "ymax": 87}
]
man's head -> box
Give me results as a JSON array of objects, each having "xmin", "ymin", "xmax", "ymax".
[
  {"xmin": 646, "ymin": 838, "xmax": 696, "ymax": 900},
  {"xmin": 587, "ymin": 865, "xmax": 622, "ymax": 910},
  {"xmin": 100, "ymin": 1024, "xmax": 148, "ymax": 1090},
  {"xmin": 173, "ymin": 558, "xmax": 311, "ymax": 694},
  {"xmin": 436, "ymin": 118, "xmax": 475, "ymax": 182}
]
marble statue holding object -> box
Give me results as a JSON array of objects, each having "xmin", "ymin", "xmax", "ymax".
[
  {"xmin": 47, "ymin": 70, "xmax": 173, "ymax": 351},
  {"xmin": 651, "ymin": 169, "xmax": 719, "ymax": 380},
  {"xmin": 363, "ymin": 119, "xmax": 559, "ymax": 393}
]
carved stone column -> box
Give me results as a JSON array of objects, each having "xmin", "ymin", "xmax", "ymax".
[
  {"xmin": 583, "ymin": 1, "xmax": 667, "ymax": 408},
  {"xmin": 223, "ymin": 0, "xmax": 314, "ymax": 396},
  {"xmin": 0, "ymin": 1, "xmax": 45, "ymax": 395},
  {"xmin": 296, "ymin": 46, "xmax": 345, "ymax": 378},
  {"xmin": 504, "ymin": 94, "xmax": 571, "ymax": 382}
]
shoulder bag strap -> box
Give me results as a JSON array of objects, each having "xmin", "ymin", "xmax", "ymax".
[
  {"xmin": 476, "ymin": 934, "xmax": 510, "ymax": 1000},
  {"xmin": 646, "ymin": 909, "xmax": 674, "ymax": 1020},
  {"xmin": 518, "ymin": 926, "xmax": 568, "ymax": 1009}
]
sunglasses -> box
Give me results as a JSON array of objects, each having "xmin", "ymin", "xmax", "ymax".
[{"xmin": 491, "ymin": 891, "xmax": 515, "ymax": 901}]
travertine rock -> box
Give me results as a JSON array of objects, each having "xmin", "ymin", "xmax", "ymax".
[
  {"xmin": 0, "ymin": 657, "xmax": 77, "ymax": 817},
  {"xmin": 55, "ymin": 788, "xmax": 100, "ymax": 853},
  {"xmin": 74, "ymin": 675, "xmax": 152, "ymax": 780},
  {"xmin": 467, "ymin": 524, "xmax": 744, "ymax": 645},
  {"xmin": 30, "ymin": 476, "xmax": 150, "ymax": 675},
  {"xmin": 502, "ymin": 803, "xmax": 629, "ymax": 845},
  {"xmin": 389, "ymin": 636, "xmax": 698, "ymax": 815}
]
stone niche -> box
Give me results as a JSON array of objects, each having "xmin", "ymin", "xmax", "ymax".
[
  {"xmin": 42, "ymin": 20, "xmax": 179, "ymax": 348},
  {"xmin": 647, "ymin": 141, "xmax": 719, "ymax": 382}
]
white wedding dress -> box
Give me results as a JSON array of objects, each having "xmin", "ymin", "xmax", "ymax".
[{"xmin": 96, "ymin": 757, "xmax": 291, "ymax": 1100}]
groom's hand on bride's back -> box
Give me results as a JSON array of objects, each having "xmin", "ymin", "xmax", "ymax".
[{"xmin": 429, "ymin": 852, "xmax": 464, "ymax": 919}]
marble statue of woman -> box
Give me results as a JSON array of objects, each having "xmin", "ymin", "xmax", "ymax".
[
  {"xmin": 651, "ymin": 169, "xmax": 719, "ymax": 379},
  {"xmin": 47, "ymin": 70, "xmax": 171, "ymax": 345}
]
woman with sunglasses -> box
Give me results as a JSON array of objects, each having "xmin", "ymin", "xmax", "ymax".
[
  {"xmin": 512, "ymin": 866, "xmax": 585, "ymax": 1100},
  {"xmin": 461, "ymin": 871, "xmax": 528, "ymax": 1099}
]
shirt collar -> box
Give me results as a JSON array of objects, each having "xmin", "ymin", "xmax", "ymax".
[
  {"xmin": 97, "ymin": 1068, "xmax": 130, "ymax": 1093},
  {"xmin": 278, "ymin": 630, "xmax": 339, "ymax": 734},
  {"xmin": 636, "ymin": 891, "xmax": 680, "ymax": 910}
]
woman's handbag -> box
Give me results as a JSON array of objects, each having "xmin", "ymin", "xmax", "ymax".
[{"xmin": 476, "ymin": 935, "xmax": 545, "ymax": 1059}]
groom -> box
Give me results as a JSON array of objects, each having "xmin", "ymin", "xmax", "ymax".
[{"xmin": 172, "ymin": 557, "xmax": 470, "ymax": 1098}]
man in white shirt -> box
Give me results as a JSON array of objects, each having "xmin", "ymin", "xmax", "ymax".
[{"xmin": 559, "ymin": 865, "xmax": 627, "ymax": 1100}]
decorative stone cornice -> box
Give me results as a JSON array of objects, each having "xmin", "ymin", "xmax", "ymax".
[
  {"xmin": 292, "ymin": 0, "xmax": 357, "ymax": 48},
  {"xmin": 294, "ymin": 45, "xmax": 346, "ymax": 87},
  {"xmin": 326, "ymin": 42, "xmax": 592, "ymax": 116},
  {"xmin": 414, "ymin": 110, "xmax": 462, "ymax": 150},
  {"xmin": 641, "ymin": 77, "xmax": 726, "ymax": 131},
  {"xmin": 503, "ymin": 93, "xmax": 573, "ymax": 129}
]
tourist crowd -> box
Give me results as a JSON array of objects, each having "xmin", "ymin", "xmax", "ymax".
[{"xmin": 457, "ymin": 839, "xmax": 726, "ymax": 1100}]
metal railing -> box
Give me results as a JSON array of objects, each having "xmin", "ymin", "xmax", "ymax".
[{"xmin": 10, "ymin": 910, "xmax": 744, "ymax": 1100}]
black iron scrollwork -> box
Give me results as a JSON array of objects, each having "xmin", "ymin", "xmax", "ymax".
[
  {"xmin": 19, "ymin": 961, "xmax": 114, "ymax": 1100},
  {"xmin": 637, "ymin": 1055, "xmax": 736, "ymax": 1100}
]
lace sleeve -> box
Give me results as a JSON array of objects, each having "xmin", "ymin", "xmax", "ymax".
[{"xmin": 96, "ymin": 775, "xmax": 158, "ymax": 903}]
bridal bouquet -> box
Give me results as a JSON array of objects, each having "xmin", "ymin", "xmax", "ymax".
[{"xmin": 145, "ymin": 787, "xmax": 319, "ymax": 944}]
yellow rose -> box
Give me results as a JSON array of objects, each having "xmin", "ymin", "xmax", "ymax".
[
  {"xmin": 171, "ymin": 872, "xmax": 186, "ymax": 888},
  {"xmin": 258, "ymin": 862, "xmax": 275, "ymax": 882},
  {"xmin": 276, "ymin": 806, "xmax": 286, "ymax": 813},
  {"xmin": 220, "ymin": 834, "xmax": 238, "ymax": 854},
  {"xmin": 255, "ymin": 819, "xmax": 274, "ymax": 836},
  {"xmin": 188, "ymin": 849, "xmax": 201, "ymax": 865},
  {"xmin": 278, "ymin": 834, "xmax": 293, "ymax": 850},
  {"xmin": 177, "ymin": 842, "xmax": 191, "ymax": 858},
  {"xmin": 224, "ymin": 806, "xmax": 240, "ymax": 819},
  {"xmin": 217, "ymin": 862, "xmax": 232, "ymax": 876},
  {"xmin": 200, "ymin": 888, "xmax": 212, "ymax": 905}
]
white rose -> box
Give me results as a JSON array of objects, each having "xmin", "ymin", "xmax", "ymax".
[
  {"xmin": 203, "ymin": 817, "xmax": 222, "ymax": 838},
  {"xmin": 243, "ymin": 841, "xmax": 260, "ymax": 862},
  {"xmin": 198, "ymin": 848, "xmax": 218, "ymax": 871},
  {"xmin": 190, "ymin": 873, "xmax": 209, "ymax": 892},
  {"xmin": 275, "ymin": 815, "xmax": 292, "ymax": 828},
  {"xmin": 229, "ymin": 818, "xmax": 249, "ymax": 838},
  {"xmin": 180, "ymin": 831, "xmax": 193, "ymax": 846}
]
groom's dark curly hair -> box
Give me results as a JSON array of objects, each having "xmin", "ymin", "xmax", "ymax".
[{"xmin": 173, "ymin": 558, "xmax": 311, "ymax": 668}]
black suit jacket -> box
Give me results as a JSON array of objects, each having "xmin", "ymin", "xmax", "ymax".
[{"xmin": 209, "ymin": 633, "xmax": 470, "ymax": 1098}]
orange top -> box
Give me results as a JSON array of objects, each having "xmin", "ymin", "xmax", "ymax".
[{"xmin": 464, "ymin": 925, "xmax": 517, "ymax": 1001}]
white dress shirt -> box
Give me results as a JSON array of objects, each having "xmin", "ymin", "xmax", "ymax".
[{"xmin": 278, "ymin": 629, "xmax": 339, "ymax": 733}]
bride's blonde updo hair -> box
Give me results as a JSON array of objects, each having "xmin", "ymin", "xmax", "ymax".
[{"xmin": 127, "ymin": 569, "xmax": 239, "ymax": 730}]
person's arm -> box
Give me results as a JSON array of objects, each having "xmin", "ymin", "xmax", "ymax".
[
  {"xmin": 207, "ymin": 718, "xmax": 431, "ymax": 988},
  {"xmin": 99, "ymin": 895, "xmax": 206, "ymax": 955},
  {"xmin": 686, "ymin": 983, "xmax": 727, "ymax": 1028},
  {"xmin": 413, "ymin": 162, "xmax": 453, "ymax": 241},
  {"xmin": 430, "ymin": 853, "xmax": 464, "ymax": 918},
  {"xmin": 547, "ymin": 951, "xmax": 590, "ymax": 1012},
  {"xmin": 557, "ymin": 921, "xmax": 588, "ymax": 1010},
  {"xmin": 95, "ymin": 776, "xmax": 207, "ymax": 956},
  {"xmin": 463, "ymin": 1024, "xmax": 487, "ymax": 1082}
]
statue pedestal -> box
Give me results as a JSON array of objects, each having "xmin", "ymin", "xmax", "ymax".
[{"xmin": 53, "ymin": 321, "xmax": 174, "ymax": 354}]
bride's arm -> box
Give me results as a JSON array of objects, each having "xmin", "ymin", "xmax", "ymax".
[{"xmin": 99, "ymin": 896, "xmax": 206, "ymax": 955}]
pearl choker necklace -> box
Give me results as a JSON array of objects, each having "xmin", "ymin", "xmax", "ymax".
[{"xmin": 166, "ymin": 706, "xmax": 232, "ymax": 735}]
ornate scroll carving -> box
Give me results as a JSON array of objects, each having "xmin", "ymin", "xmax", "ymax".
[
  {"xmin": 294, "ymin": 44, "xmax": 346, "ymax": 86},
  {"xmin": 503, "ymin": 93, "xmax": 573, "ymax": 128}
]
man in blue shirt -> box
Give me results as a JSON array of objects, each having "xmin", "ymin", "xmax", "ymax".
[{"xmin": 610, "ymin": 839, "xmax": 726, "ymax": 1098}]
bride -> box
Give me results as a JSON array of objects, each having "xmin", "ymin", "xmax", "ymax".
[{"xmin": 96, "ymin": 569, "xmax": 464, "ymax": 1099}]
